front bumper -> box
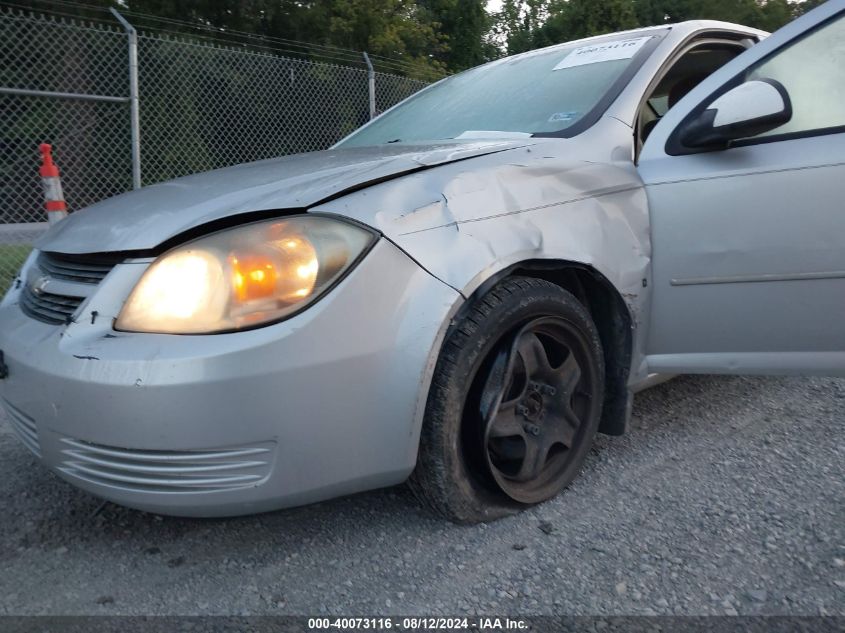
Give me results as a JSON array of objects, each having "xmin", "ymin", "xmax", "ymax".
[{"xmin": 0, "ymin": 239, "xmax": 460, "ymax": 516}]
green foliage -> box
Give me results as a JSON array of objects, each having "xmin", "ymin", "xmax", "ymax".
[
  {"xmin": 493, "ymin": 0, "xmax": 814, "ymax": 56},
  {"xmin": 0, "ymin": 245, "xmax": 31, "ymax": 295},
  {"xmin": 122, "ymin": 0, "xmax": 465, "ymax": 78},
  {"xmin": 794, "ymin": 0, "xmax": 828, "ymax": 16},
  {"xmin": 324, "ymin": 0, "xmax": 447, "ymax": 73},
  {"xmin": 28, "ymin": 0, "xmax": 820, "ymax": 75},
  {"xmin": 537, "ymin": 0, "xmax": 639, "ymax": 47},
  {"xmin": 495, "ymin": 0, "xmax": 548, "ymax": 54},
  {"xmin": 419, "ymin": 0, "xmax": 496, "ymax": 69}
]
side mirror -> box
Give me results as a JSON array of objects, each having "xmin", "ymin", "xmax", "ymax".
[{"xmin": 678, "ymin": 79, "xmax": 792, "ymax": 150}]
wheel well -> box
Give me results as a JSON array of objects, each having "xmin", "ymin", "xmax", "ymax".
[{"xmin": 466, "ymin": 261, "xmax": 634, "ymax": 436}]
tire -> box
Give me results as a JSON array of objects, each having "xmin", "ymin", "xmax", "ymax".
[{"xmin": 410, "ymin": 276, "xmax": 605, "ymax": 523}]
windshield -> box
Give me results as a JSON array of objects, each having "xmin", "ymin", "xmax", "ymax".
[{"xmin": 339, "ymin": 31, "xmax": 663, "ymax": 147}]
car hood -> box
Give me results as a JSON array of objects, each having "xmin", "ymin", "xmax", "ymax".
[{"xmin": 38, "ymin": 140, "xmax": 537, "ymax": 254}]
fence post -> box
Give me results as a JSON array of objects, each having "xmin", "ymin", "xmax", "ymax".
[
  {"xmin": 362, "ymin": 52, "xmax": 376, "ymax": 120},
  {"xmin": 111, "ymin": 8, "xmax": 142, "ymax": 190}
]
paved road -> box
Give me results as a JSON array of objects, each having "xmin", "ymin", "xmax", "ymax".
[{"xmin": 0, "ymin": 375, "xmax": 842, "ymax": 616}]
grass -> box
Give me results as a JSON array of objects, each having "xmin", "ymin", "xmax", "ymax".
[{"xmin": 0, "ymin": 245, "xmax": 32, "ymax": 295}]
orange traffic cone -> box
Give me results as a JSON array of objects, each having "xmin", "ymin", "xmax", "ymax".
[{"xmin": 39, "ymin": 143, "xmax": 68, "ymax": 225}]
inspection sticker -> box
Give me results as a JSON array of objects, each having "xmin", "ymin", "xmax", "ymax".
[
  {"xmin": 553, "ymin": 36, "xmax": 651, "ymax": 70},
  {"xmin": 548, "ymin": 111, "xmax": 579, "ymax": 124}
]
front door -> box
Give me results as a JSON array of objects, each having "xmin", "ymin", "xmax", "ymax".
[{"xmin": 638, "ymin": 1, "xmax": 845, "ymax": 376}]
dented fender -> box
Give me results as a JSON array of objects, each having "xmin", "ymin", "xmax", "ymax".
[{"xmin": 314, "ymin": 130, "xmax": 653, "ymax": 387}]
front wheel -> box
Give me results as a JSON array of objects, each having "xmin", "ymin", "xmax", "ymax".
[{"xmin": 410, "ymin": 276, "xmax": 605, "ymax": 523}]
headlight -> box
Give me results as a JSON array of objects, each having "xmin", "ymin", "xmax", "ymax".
[{"xmin": 116, "ymin": 216, "xmax": 375, "ymax": 334}]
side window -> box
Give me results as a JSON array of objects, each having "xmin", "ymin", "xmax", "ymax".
[
  {"xmin": 748, "ymin": 15, "xmax": 845, "ymax": 138},
  {"xmin": 637, "ymin": 40, "xmax": 747, "ymax": 154}
]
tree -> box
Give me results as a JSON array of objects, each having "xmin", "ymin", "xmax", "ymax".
[
  {"xmin": 124, "ymin": 0, "xmax": 447, "ymax": 78},
  {"xmin": 632, "ymin": 0, "xmax": 798, "ymax": 31},
  {"xmin": 325, "ymin": 0, "xmax": 446, "ymax": 71},
  {"xmin": 419, "ymin": 0, "xmax": 495, "ymax": 70},
  {"xmin": 64, "ymin": 0, "xmax": 817, "ymax": 75},
  {"xmin": 634, "ymin": 0, "xmax": 688, "ymax": 24},
  {"xmin": 539, "ymin": 0, "xmax": 639, "ymax": 45},
  {"xmin": 756, "ymin": 0, "xmax": 794, "ymax": 32},
  {"xmin": 794, "ymin": 0, "xmax": 827, "ymax": 16},
  {"xmin": 492, "ymin": 0, "xmax": 549, "ymax": 55}
]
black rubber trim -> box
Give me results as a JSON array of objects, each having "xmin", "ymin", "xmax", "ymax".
[
  {"xmin": 676, "ymin": 78, "xmax": 793, "ymax": 151},
  {"xmin": 632, "ymin": 32, "xmax": 756, "ymax": 163},
  {"xmin": 533, "ymin": 29, "xmax": 670, "ymax": 139},
  {"xmin": 728, "ymin": 123, "xmax": 845, "ymax": 149}
]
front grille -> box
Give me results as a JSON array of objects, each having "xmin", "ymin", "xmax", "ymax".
[
  {"xmin": 2, "ymin": 399, "xmax": 41, "ymax": 458},
  {"xmin": 37, "ymin": 252, "xmax": 116, "ymax": 285},
  {"xmin": 19, "ymin": 252, "xmax": 120, "ymax": 326},
  {"xmin": 58, "ymin": 438, "xmax": 275, "ymax": 493},
  {"xmin": 20, "ymin": 286, "xmax": 83, "ymax": 325}
]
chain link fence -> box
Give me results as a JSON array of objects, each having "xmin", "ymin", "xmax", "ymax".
[{"xmin": 0, "ymin": 5, "xmax": 432, "ymax": 292}]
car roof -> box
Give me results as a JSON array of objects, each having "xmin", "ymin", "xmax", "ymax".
[
  {"xmin": 559, "ymin": 19, "xmax": 766, "ymax": 45},
  {"xmin": 485, "ymin": 20, "xmax": 768, "ymax": 69}
]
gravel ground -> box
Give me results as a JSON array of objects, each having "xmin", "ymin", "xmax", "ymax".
[{"xmin": 1, "ymin": 375, "xmax": 843, "ymax": 616}]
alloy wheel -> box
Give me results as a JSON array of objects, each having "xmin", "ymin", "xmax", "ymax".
[{"xmin": 477, "ymin": 317, "xmax": 600, "ymax": 504}]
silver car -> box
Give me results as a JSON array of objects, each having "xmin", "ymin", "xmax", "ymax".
[{"xmin": 1, "ymin": 2, "xmax": 843, "ymax": 521}]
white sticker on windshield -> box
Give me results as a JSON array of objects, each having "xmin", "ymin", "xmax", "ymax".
[
  {"xmin": 553, "ymin": 36, "xmax": 651, "ymax": 70},
  {"xmin": 548, "ymin": 111, "xmax": 578, "ymax": 124}
]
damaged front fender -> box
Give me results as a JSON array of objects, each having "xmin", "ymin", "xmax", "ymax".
[{"xmin": 314, "ymin": 132, "xmax": 653, "ymax": 390}]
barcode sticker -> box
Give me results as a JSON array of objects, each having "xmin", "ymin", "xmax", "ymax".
[{"xmin": 553, "ymin": 36, "xmax": 651, "ymax": 70}]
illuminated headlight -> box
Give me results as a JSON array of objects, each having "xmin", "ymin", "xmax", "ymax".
[{"xmin": 116, "ymin": 216, "xmax": 375, "ymax": 334}]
